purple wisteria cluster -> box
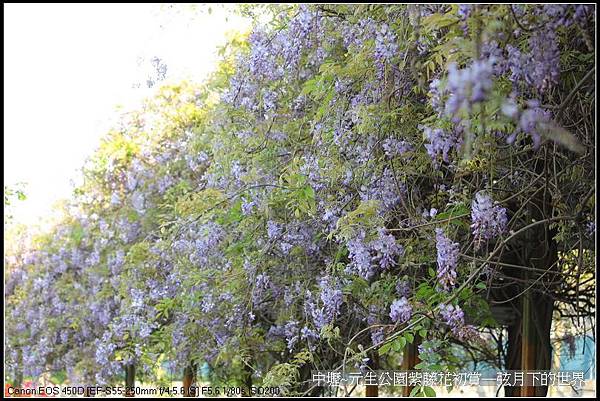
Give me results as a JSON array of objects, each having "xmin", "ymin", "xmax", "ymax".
[
  {"xmin": 533, "ymin": 4, "xmax": 593, "ymax": 30},
  {"xmin": 373, "ymin": 23, "xmax": 399, "ymax": 79},
  {"xmin": 374, "ymin": 23, "xmax": 398, "ymax": 62},
  {"xmin": 444, "ymin": 60, "xmax": 495, "ymax": 119},
  {"xmin": 456, "ymin": 4, "xmax": 472, "ymax": 34},
  {"xmin": 172, "ymin": 221, "xmax": 226, "ymax": 270},
  {"xmin": 481, "ymin": 41, "xmax": 508, "ymax": 76},
  {"xmin": 319, "ymin": 276, "xmax": 343, "ymax": 318},
  {"xmin": 300, "ymin": 153, "xmax": 325, "ymax": 191},
  {"xmin": 223, "ymin": 5, "xmax": 328, "ymax": 113},
  {"xmin": 438, "ymin": 303, "xmax": 464, "ymax": 333},
  {"xmin": 268, "ymin": 320, "xmax": 299, "ymax": 351},
  {"xmin": 460, "ymin": 5, "xmax": 590, "ymax": 97},
  {"xmin": 117, "ymin": 218, "xmax": 141, "ymax": 244},
  {"xmin": 252, "ymin": 273, "xmax": 270, "ymax": 306},
  {"xmin": 421, "ymin": 125, "xmax": 463, "ymax": 167},
  {"xmin": 268, "ymin": 320, "xmax": 319, "ymax": 352},
  {"xmin": 389, "ymin": 297, "xmax": 412, "ymax": 324},
  {"xmin": 346, "ymin": 228, "xmax": 404, "ymax": 280},
  {"xmin": 471, "ymin": 192, "xmax": 508, "ymax": 246},
  {"xmin": 435, "ymin": 228, "xmax": 460, "ymax": 291},
  {"xmin": 359, "ymin": 167, "xmax": 405, "ymax": 211},
  {"xmin": 502, "ymin": 98, "xmax": 552, "ymax": 149},
  {"xmin": 506, "ymin": 29, "xmax": 560, "ymax": 94},
  {"xmin": 341, "ymin": 17, "xmax": 377, "ymax": 52},
  {"xmin": 526, "ymin": 30, "xmax": 560, "ymax": 93},
  {"xmin": 367, "ymin": 305, "xmax": 385, "ymax": 346},
  {"xmin": 382, "ymin": 137, "xmax": 412, "ymax": 158},
  {"xmin": 267, "ymin": 220, "xmax": 319, "ymax": 256},
  {"xmin": 438, "ymin": 303, "xmax": 480, "ymax": 342},
  {"xmin": 426, "ymin": 54, "xmax": 496, "ymax": 122},
  {"xmin": 395, "ymin": 278, "xmax": 411, "ymax": 298},
  {"xmin": 305, "ymin": 276, "xmax": 343, "ymax": 330}
]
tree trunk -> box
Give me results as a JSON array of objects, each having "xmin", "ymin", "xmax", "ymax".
[
  {"xmin": 125, "ymin": 363, "xmax": 135, "ymax": 397},
  {"xmin": 401, "ymin": 335, "xmax": 421, "ymax": 397},
  {"xmin": 520, "ymin": 290, "xmax": 537, "ymax": 397},
  {"xmin": 365, "ymin": 352, "xmax": 379, "ymax": 397},
  {"xmin": 501, "ymin": 164, "xmax": 558, "ymax": 397},
  {"xmin": 521, "ymin": 180, "xmax": 557, "ymax": 397},
  {"xmin": 504, "ymin": 316, "xmax": 522, "ymax": 396},
  {"xmin": 183, "ymin": 363, "xmax": 196, "ymax": 397}
]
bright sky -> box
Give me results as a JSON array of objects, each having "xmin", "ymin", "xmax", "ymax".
[{"xmin": 4, "ymin": 3, "xmax": 250, "ymax": 226}]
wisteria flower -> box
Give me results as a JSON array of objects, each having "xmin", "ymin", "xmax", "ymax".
[
  {"xmin": 435, "ymin": 228, "xmax": 459, "ymax": 291},
  {"xmin": 471, "ymin": 192, "xmax": 508, "ymax": 246},
  {"xmin": 389, "ymin": 297, "xmax": 412, "ymax": 324}
]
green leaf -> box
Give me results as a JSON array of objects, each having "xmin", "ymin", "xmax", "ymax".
[
  {"xmin": 459, "ymin": 287, "xmax": 473, "ymax": 301},
  {"xmin": 379, "ymin": 341, "xmax": 392, "ymax": 356},
  {"xmin": 429, "ymin": 364, "xmax": 443, "ymax": 372},
  {"xmin": 435, "ymin": 203, "xmax": 469, "ymax": 221},
  {"xmin": 393, "ymin": 336, "xmax": 407, "ymax": 352},
  {"xmin": 301, "ymin": 78, "xmax": 318, "ymax": 96},
  {"xmin": 70, "ymin": 224, "xmax": 84, "ymax": 245},
  {"xmin": 416, "ymin": 283, "xmax": 434, "ymax": 301},
  {"xmin": 421, "ymin": 13, "xmax": 458, "ymax": 31},
  {"xmin": 423, "ymin": 386, "xmax": 436, "ymax": 397},
  {"xmin": 410, "ymin": 386, "xmax": 426, "ymax": 397}
]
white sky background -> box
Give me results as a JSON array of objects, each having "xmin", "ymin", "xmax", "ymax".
[{"xmin": 4, "ymin": 3, "xmax": 251, "ymax": 226}]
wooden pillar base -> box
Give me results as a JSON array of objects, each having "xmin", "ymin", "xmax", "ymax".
[
  {"xmin": 520, "ymin": 291, "xmax": 536, "ymax": 397},
  {"xmin": 401, "ymin": 336, "xmax": 421, "ymax": 397},
  {"xmin": 365, "ymin": 351, "xmax": 379, "ymax": 397},
  {"xmin": 125, "ymin": 364, "xmax": 135, "ymax": 397},
  {"xmin": 183, "ymin": 363, "xmax": 196, "ymax": 397}
]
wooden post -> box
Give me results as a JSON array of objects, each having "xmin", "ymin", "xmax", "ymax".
[
  {"xmin": 504, "ymin": 318, "xmax": 522, "ymax": 397},
  {"xmin": 365, "ymin": 352, "xmax": 379, "ymax": 397},
  {"xmin": 183, "ymin": 363, "xmax": 196, "ymax": 397},
  {"xmin": 520, "ymin": 290, "xmax": 536, "ymax": 397},
  {"xmin": 365, "ymin": 384, "xmax": 379, "ymax": 397},
  {"xmin": 125, "ymin": 363, "xmax": 135, "ymax": 397},
  {"xmin": 401, "ymin": 336, "xmax": 421, "ymax": 397}
]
